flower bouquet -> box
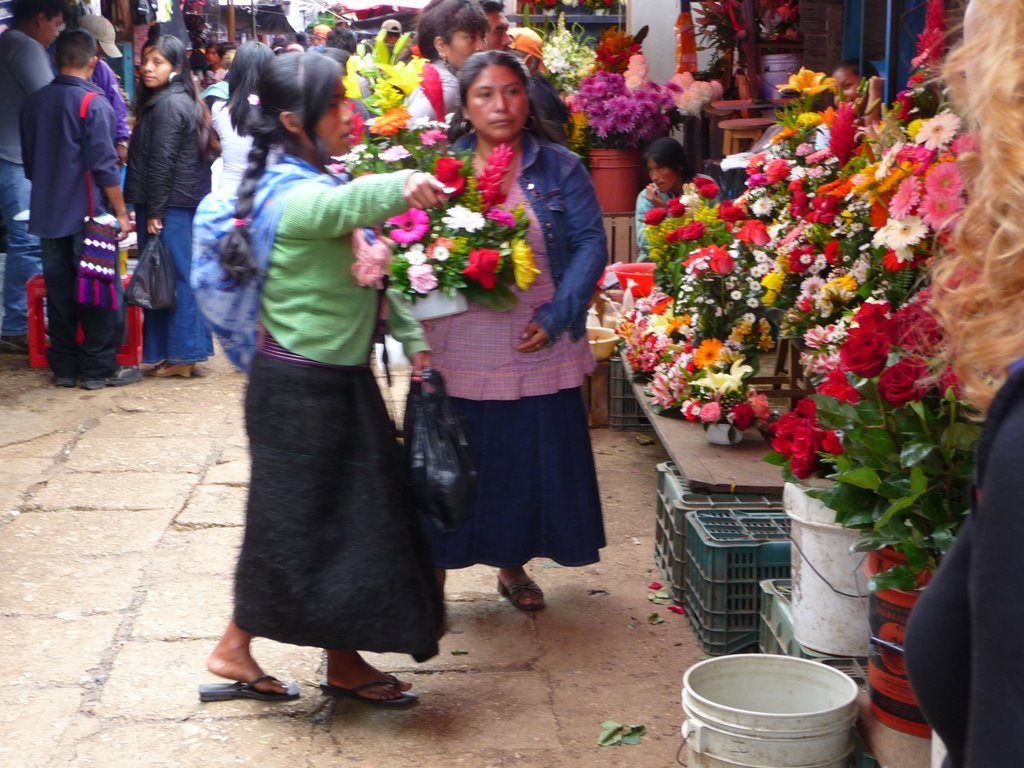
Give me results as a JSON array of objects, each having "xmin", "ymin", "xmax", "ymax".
[
  {"xmin": 383, "ymin": 144, "xmax": 540, "ymax": 313},
  {"xmin": 617, "ymin": 290, "xmax": 697, "ymax": 379},
  {"xmin": 592, "ymin": 26, "xmax": 645, "ymax": 74},
  {"xmin": 542, "ymin": 14, "xmax": 597, "ymax": 96},
  {"xmin": 671, "ymin": 355, "xmax": 772, "ymax": 444},
  {"xmin": 340, "ymin": 107, "xmax": 453, "ymax": 178}
]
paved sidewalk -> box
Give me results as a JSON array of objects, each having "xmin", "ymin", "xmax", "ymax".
[{"xmin": 0, "ymin": 353, "xmax": 702, "ymax": 767}]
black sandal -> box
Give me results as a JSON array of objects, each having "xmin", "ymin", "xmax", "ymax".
[
  {"xmin": 319, "ymin": 677, "xmax": 419, "ymax": 708},
  {"xmin": 497, "ymin": 578, "xmax": 546, "ymax": 612}
]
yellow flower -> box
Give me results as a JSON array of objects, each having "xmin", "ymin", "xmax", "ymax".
[
  {"xmin": 717, "ymin": 347, "xmax": 744, "ymax": 367},
  {"xmin": 779, "ymin": 68, "xmax": 837, "ymax": 97},
  {"xmin": 693, "ymin": 338, "xmax": 724, "ymax": 369},
  {"xmin": 761, "ymin": 271, "xmax": 785, "ymax": 294},
  {"xmin": 692, "ymin": 358, "xmax": 753, "ymax": 395},
  {"xmin": 510, "ymin": 240, "xmax": 540, "ymax": 290},
  {"xmin": 796, "ymin": 112, "xmax": 823, "ymax": 129},
  {"xmin": 763, "ymin": 290, "xmax": 778, "ymax": 307},
  {"xmin": 375, "ymin": 58, "xmax": 427, "ymax": 97},
  {"xmin": 906, "ymin": 119, "xmax": 925, "ymax": 141},
  {"xmin": 758, "ymin": 333, "xmax": 775, "ymax": 351},
  {"xmin": 831, "ymin": 274, "xmax": 858, "ymax": 292}
]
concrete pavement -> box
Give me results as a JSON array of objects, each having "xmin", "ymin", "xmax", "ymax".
[{"xmin": 0, "ymin": 352, "xmax": 703, "ymax": 767}]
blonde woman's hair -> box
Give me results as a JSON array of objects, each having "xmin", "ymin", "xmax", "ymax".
[{"xmin": 932, "ymin": 0, "xmax": 1024, "ymax": 412}]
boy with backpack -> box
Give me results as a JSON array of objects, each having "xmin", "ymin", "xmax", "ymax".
[{"xmin": 20, "ymin": 28, "xmax": 139, "ymax": 389}]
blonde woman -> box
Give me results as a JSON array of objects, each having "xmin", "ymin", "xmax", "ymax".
[{"xmin": 905, "ymin": 2, "xmax": 1024, "ymax": 765}]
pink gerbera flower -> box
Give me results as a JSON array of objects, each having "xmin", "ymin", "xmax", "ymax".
[
  {"xmin": 924, "ymin": 162, "xmax": 964, "ymax": 200},
  {"xmin": 920, "ymin": 194, "xmax": 965, "ymax": 231},
  {"xmin": 386, "ymin": 209, "xmax": 430, "ymax": 244},
  {"xmin": 890, "ymin": 177, "xmax": 921, "ymax": 219}
]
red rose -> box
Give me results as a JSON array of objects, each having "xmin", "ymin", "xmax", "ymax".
[
  {"xmin": 807, "ymin": 196, "xmax": 838, "ymax": 224},
  {"xmin": 939, "ymin": 366, "xmax": 962, "ymax": 399},
  {"xmin": 890, "ymin": 300, "xmax": 943, "ymax": 355},
  {"xmin": 433, "ymin": 156, "xmax": 466, "ymax": 196},
  {"xmin": 788, "ymin": 179, "xmax": 804, "ymax": 192},
  {"xmin": 462, "ymin": 248, "xmax": 501, "ymax": 288},
  {"xmin": 839, "ymin": 330, "xmax": 891, "ymax": 378},
  {"xmin": 718, "ymin": 201, "xmax": 745, "ymax": 222},
  {"xmin": 816, "ymin": 369, "xmax": 861, "ymax": 404},
  {"xmin": 706, "ymin": 245, "xmax": 735, "ymax": 274},
  {"xmin": 790, "ymin": 190, "xmax": 809, "ymax": 217},
  {"xmin": 765, "ymin": 158, "xmax": 791, "ymax": 184},
  {"xmin": 667, "ymin": 199, "xmax": 687, "ymax": 218},
  {"xmin": 824, "ymin": 241, "xmax": 841, "ymax": 265},
  {"xmin": 788, "ymin": 422, "xmax": 820, "ymax": 479},
  {"xmin": 644, "ymin": 207, "xmax": 668, "ymax": 226},
  {"xmin": 696, "ymin": 179, "xmax": 720, "ymax": 198},
  {"xmin": 821, "ymin": 430, "xmax": 844, "ymax": 455},
  {"xmin": 676, "ymin": 221, "xmax": 707, "ymax": 241},
  {"xmin": 852, "ymin": 302, "xmax": 892, "ymax": 334},
  {"xmin": 736, "ymin": 219, "xmax": 770, "ymax": 246},
  {"xmin": 730, "ymin": 403, "xmax": 756, "ymax": 431},
  {"xmin": 878, "ymin": 357, "xmax": 930, "ymax": 406}
]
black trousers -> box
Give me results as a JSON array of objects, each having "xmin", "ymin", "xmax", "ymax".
[{"xmin": 39, "ymin": 234, "xmax": 124, "ymax": 381}]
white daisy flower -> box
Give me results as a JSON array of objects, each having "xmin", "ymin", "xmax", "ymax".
[
  {"xmin": 442, "ymin": 206, "xmax": 486, "ymax": 233},
  {"xmin": 750, "ymin": 197, "xmax": 775, "ymax": 216},
  {"xmin": 405, "ymin": 243, "xmax": 427, "ymax": 265},
  {"xmin": 872, "ymin": 216, "xmax": 928, "ymax": 249}
]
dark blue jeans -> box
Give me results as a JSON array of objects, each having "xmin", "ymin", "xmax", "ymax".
[
  {"xmin": 39, "ymin": 234, "xmax": 125, "ymax": 381},
  {"xmin": 135, "ymin": 205, "xmax": 213, "ymax": 365},
  {"xmin": 0, "ymin": 159, "xmax": 42, "ymax": 336}
]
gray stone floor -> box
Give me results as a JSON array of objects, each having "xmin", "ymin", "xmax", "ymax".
[{"xmin": 0, "ymin": 351, "xmax": 703, "ymax": 767}]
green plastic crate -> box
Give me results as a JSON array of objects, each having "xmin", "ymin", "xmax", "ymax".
[
  {"xmin": 654, "ymin": 463, "xmax": 782, "ymax": 605},
  {"xmin": 681, "ymin": 510, "xmax": 791, "ymax": 655}
]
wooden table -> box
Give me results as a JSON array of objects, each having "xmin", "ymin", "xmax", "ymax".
[{"xmin": 626, "ymin": 360, "xmax": 785, "ymax": 496}]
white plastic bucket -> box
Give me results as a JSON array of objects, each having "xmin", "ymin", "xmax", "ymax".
[
  {"xmin": 785, "ymin": 482, "xmax": 870, "ymax": 657},
  {"xmin": 682, "ymin": 655, "xmax": 859, "ymax": 768},
  {"xmin": 409, "ymin": 289, "xmax": 469, "ymax": 321},
  {"xmin": 762, "ymin": 53, "xmax": 801, "ymax": 73}
]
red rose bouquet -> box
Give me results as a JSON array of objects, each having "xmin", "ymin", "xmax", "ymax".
[{"xmin": 767, "ymin": 296, "xmax": 981, "ymax": 590}]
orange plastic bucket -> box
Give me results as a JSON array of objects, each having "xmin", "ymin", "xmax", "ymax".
[
  {"xmin": 865, "ymin": 549, "xmax": 931, "ymax": 739},
  {"xmin": 606, "ymin": 262, "xmax": 656, "ymax": 297}
]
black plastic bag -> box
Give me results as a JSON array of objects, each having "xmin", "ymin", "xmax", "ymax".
[
  {"xmin": 405, "ymin": 368, "xmax": 477, "ymax": 531},
  {"xmin": 126, "ymin": 235, "xmax": 176, "ymax": 310}
]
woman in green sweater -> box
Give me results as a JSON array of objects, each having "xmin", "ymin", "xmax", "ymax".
[{"xmin": 198, "ymin": 53, "xmax": 448, "ymax": 707}]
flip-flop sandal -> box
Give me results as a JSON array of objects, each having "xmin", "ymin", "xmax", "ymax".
[
  {"xmin": 497, "ymin": 579, "xmax": 546, "ymax": 612},
  {"xmin": 319, "ymin": 678, "xmax": 419, "ymax": 708},
  {"xmin": 198, "ymin": 675, "xmax": 300, "ymax": 703}
]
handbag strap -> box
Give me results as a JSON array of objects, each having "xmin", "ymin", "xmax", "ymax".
[{"xmin": 79, "ymin": 91, "xmax": 98, "ymax": 219}]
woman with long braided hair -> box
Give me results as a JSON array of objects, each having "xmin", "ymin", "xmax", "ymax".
[{"xmin": 198, "ymin": 52, "xmax": 449, "ymax": 707}]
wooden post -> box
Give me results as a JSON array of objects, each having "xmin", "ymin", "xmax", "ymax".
[{"xmin": 228, "ymin": 1, "xmax": 236, "ymax": 43}]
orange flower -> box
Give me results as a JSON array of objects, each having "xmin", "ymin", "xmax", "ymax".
[
  {"xmin": 818, "ymin": 107, "xmax": 837, "ymax": 129},
  {"xmin": 772, "ymin": 128, "xmax": 797, "ymax": 144},
  {"xmin": 817, "ymin": 178, "xmax": 853, "ymax": 198},
  {"xmin": 370, "ymin": 107, "xmax": 411, "ymax": 136},
  {"xmin": 693, "ymin": 338, "xmax": 724, "ymax": 369}
]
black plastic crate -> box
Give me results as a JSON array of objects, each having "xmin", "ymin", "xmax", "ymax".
[{"xmin": 609, "ymin": 354, "xmax": 652, "ymax": 431}]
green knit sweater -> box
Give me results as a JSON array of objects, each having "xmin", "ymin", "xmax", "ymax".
[{"xmin": 261, "ymin": 170, "xmax": 429, "ymax": 366}]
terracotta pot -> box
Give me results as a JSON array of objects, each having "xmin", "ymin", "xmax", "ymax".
[{"xmin": 589, "ymin": 149, "xmax": 644, "ymax": 214}]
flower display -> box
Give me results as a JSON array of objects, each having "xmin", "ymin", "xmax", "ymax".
[
  {"xmin": 572, "ymin": 64, "xmax": 680, "ymax": 150},
  {"xmin": 767, "ymin": 297, "xmax": 980, "ymax": 591},
  {"xmin": 593, "ymin": 26, "xmax": 644, "ymax": 74},
  {"xmin": 383, "ymin": 143, "xmax": 538, "ymax": 310},
  {"xmin": 541, "ymin": 14, "xmax": 597, "ymax": 96}
]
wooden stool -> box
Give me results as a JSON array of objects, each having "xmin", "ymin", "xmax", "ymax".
[{"xmin": 720, "ymin": 117, "xmax": 775, "ymax": 155}]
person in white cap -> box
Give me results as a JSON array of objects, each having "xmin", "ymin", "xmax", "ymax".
[{"xmin": 79, "ymin": 14, "xmax": 130, "ymax": 165}]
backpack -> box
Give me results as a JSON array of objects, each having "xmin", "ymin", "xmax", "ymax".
[{"xmin": 191, "ymin": 157, "xmax": 341, "ymax": 371}]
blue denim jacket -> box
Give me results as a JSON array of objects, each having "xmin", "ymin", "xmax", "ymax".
[{"xmin": 455, "ymin": 133, "xmax": 608, "ymax": 342}]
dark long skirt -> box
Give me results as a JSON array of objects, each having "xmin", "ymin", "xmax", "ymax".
[
  {"xmin": 234, "ymin": 353, "xmax": 444, "ymax": 661},
  {"xmin": 424, "ymin": 387, "xmax": 605, "ymax": 569}
]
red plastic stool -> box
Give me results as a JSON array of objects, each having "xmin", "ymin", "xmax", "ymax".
[{"xmin": 27, "ymin": 274, "xmax": 143, "ymax": 369}]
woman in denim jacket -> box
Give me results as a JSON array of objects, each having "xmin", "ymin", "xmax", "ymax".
[{"xmin": 422, "ymin": 50, "xmax": 608, "ymax": 611}]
